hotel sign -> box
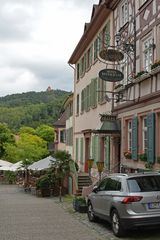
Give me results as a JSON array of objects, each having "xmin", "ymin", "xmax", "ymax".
[
  {"xmin": 99, "ymin": 69, "xmax": 124, "ymax": 82},
  {"xmin": 99, "ymin": 49, "xmax": 124, "ymax": 62}
]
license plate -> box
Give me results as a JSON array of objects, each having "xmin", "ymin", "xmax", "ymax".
[{"xmin": 148, "ymin": 202, "xmax": 160, "ymax": 209}]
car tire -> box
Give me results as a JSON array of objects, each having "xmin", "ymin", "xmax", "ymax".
[
  {"xmin": 87, "ymin": 202, "xmax": 97, "ymax": 222},
  {"xmin": 111, "ymin": 209, "xmax": 125, "ymax": 237}
]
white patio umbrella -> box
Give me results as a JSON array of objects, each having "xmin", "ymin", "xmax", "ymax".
[
  {"xmin": 0, "ymin": 160, "xmax": 13, "ymax": 167},
  {"xmin": 9, "ymin": 161, "xmax": 24, "ymax": 171},
  {"xmin": 0, "ymin": 165, "xmax": 13, "ymax": 171},
  {"xmin": 28, "ymin": 156, "xmax": 56, "ymax": 171}
]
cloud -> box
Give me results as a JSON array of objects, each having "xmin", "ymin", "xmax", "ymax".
[{"xmin": 0, "ymin": 0, "xmax": 99, "ymax": 97}]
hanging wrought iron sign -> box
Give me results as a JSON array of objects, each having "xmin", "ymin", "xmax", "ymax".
[
  {"xmin": 99, "ymin": 48, "xmax": 124, "ymax": 62},
  {"xmin": 99, "ymin": 69, "xmax": 124, "ymax": 82}
]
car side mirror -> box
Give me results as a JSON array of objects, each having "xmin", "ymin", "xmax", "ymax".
[{"xmin": 92, "ymin": 186, "xmax": 98, "ymax": 193}]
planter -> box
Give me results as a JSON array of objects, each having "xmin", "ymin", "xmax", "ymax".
[
  {"xmin": 150, "ymin": 65, "xmax": 160, "ymax": 75},
  {"xmin": 40, "ymin": 188, "xmax": 51, "ymax": 197},
  {"xmin": 73, "ymin": 197, "xmax": 87, "ymax": 213},
  {"xmin": 78, "ymin": 205, "xmax": 88, "ymax": 213},
  {"xmin": 133, "ymin": 73, "xmax": 150, "ymax": 83}
]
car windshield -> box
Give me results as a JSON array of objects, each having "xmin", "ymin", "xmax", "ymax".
[{"xmin": 127, "ymin": 175, "xmax": 160, "ymax": 192}]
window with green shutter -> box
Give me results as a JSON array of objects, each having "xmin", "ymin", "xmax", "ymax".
[
  {"xmin": 131, "ymin": 117, "xmax": 138, "ymax": 160},
  {"xmin": 98, "ymin": 78, "xmax": 106, "ymax": 104},
  {"xmin": 147, "ymin": 112, "xmax": 155, "ymax": 163},
  {"xmin": 91, "ymin": 78, "xmax": 97, "ymax": 108}
]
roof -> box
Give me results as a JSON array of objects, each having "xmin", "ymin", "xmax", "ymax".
[
  {"xmin": 53, "ymin": 111, "xmax": 66, "ymax": 128},
  {"xmin": 68, "ymin": 0, "xmax": 122, "ymax": 64}
]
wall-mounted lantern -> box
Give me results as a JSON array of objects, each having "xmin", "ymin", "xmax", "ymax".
[
  {"xmin": 87, "ymin": 158, "xmax": 94, "ymax": 178},
  {"xmin": 96, "ymin": 161, "xmax": 104, "ymax": 180}
]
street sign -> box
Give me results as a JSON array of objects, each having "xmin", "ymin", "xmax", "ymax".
[
  {"xmin": 99, "ymin": 48, "xmax": 124, "ymax": 62},
  {"xmin": 99, "ymin": 68, "xmax": 124, "ymax": 82}
]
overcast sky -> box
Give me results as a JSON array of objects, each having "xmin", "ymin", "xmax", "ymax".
[{"xmin": 0, "ymin": 0, "xmax": 99, "ymax": 97}]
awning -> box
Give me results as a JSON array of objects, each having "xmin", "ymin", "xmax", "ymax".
[{"xmin": 93, "ymin": 119, "xmax": 120, "ymax": 134}]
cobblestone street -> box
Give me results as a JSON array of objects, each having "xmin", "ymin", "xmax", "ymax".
[{"xmin": 1, "ymin": 185, "xmax": 160, "ymax": 240}]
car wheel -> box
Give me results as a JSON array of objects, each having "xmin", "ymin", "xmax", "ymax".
[
  {"xmin": 87, "ymin": 202, "xmax": 97, "ymax": 222},
  {"xmin": 111, "ymin": 209, "xmax": 125, "ymax": 237}
]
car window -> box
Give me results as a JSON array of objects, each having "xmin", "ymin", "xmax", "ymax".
[
  {"xmin": 105, "ymin": 178, "xmax": 121, "ymax": 191},
  {"xmin": 127, "ymin": 175, "xmax": 160, "ymax": 192},
  {"xmin": 98, "ymin": 179, "xmax": 108, "ymax": 191}
]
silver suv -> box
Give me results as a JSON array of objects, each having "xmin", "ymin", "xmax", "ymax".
[{"xmin": 87, "ymin": 172, "xmax": 160, "ymax": 237}]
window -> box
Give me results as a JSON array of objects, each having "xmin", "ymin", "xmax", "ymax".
[
  {"xmin": 142, "ymin": 117, "xmax": 147, "ymax": 153},
  {"xmin": 128, "ymin": 176, "xmax": 160, "ymax": 192},
  {"xmin": 76, "ymin": 63, "xmax": 80, "ymax": 81},
  {"xmin": 60, "ymin": 130, "xmax": 65, "ymax": 143},
  {"xmin": 94, "ymin": 38, "xmax": 99, "ymax": 61},
  {"xmin": 128, "ymin": 120, "xmax": 132, "ymax": 152},
  {"xmin": 86, "ymin": 45, "xmax": 93, "ymax": 69},
  {"xmin": 143, "ymin": 36, "xmax": 154, "ymax": 71},
  {"xmin": 139, "ymin": 0, "xmax": 148, "ymax": 7},
  {"xmin": 99, "ymin": 21, "xmax": 110, "ymax": 51},
  {"xmin": 76, "ymin": 94, "xmax": 79, "ymax": 115},
  {"xmin": 120, "ymin": 1, "xmax": 128, "ymax": 27},
  {"xmin": 98, "ymin": 178, "xmax": 121, "ymax": 191},
  {"xmin": 156, "ymin": 24, "xmax": 160, "ymax": 60},
  {"xmin": 81, "ymin": 89, "xmax": 85, "ymax": 113},
  {"xmin": 98, "ymin": 78, "xmax": 106, "ymax": 103}
]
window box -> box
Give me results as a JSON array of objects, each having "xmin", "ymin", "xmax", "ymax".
[
  {"xmin": 133, "ymin": 71, "xmax": 150, "ymax": 83},
  {"xmin": 114, "ymin": 84, "xmax": 125, "ymax": 92},
  {"xmin": 150, "ymin": 61, "xmax": 160, "ymax": 75},
  {"xmin": 138, "ymin": 153, "xmax": 147, "ymax": 162}
]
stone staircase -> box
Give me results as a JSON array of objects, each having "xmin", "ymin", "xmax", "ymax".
[{"xmin": 76, "ymin": 173, "xmax": 92, "ymax": 196}]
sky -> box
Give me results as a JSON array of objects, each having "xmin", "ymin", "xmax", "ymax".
[{"xmin": 0, "ymin": 0, "xmax": 99, "ymax": 97}]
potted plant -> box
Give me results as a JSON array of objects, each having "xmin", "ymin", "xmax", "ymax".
[
  {"xmin": 134, "ymin": 70, "xmax": 148, "ymax": 79},
  {"xmin": 4, "ymin": 171, "xmax": 16, "ymax": 184},
  {"xmin": 124, "ymin": 151, "xmax": 132, "ymax": 159},
  {"xmin": 151, "ymin": 60, "xmax": 160, "ymax": 70},
  {"xmin": 73, "ymin": 196, "xmax": 87, "ymax": 213},
  {"xmin": 139, "ymin": 153, "xmax": 147, "ymax": 162},
  {"xmin": 36, "ymin": 175, "xmax": 51, "ymax": 197}
]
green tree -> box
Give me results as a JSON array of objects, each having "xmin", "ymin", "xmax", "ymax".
[
  {"xmin": 0, "ymin": 123, "xmax": 15, "ymax": 158},
  {"xmin": 19, "ymin": 126, "xmax": 36, "ymax": 135},
  {"xmin": 51, "ymin": 150, "xmax": 73, "ymax": 201},
  {"xmin": 4, "ymin": 133, "xmax": 49, "ymax": 163},
  {"xmin": 36, "ymin": 124, "xmax": 55, "ymax": 143}
]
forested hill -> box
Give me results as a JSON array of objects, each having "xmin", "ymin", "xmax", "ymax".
[{"xmin": 0, "ymin": 90, "xmax": 70, "ymax": 132}]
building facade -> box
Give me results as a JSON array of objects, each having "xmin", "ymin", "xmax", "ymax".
[
  {"xmin": 113, "ymin": 0, "xmax": 160, "ymax": 172},
  {"xmin": 68, "ymin": 1, "xmax": 122, "ymax": 180}
]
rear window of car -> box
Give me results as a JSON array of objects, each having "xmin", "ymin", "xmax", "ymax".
[{"xmin": 127, "ymin": 175, "xmax": 160, "ymax": 192}]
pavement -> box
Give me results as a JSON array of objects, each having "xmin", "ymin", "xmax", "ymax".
[{"xmin": 1, "ymin": 185, "xmax": 160, "ymax": 240}]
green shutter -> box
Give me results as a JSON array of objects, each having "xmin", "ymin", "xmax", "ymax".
[
  {"xmin": 132, "ymin": 117, "xmax": 138, "ymax": 160},
  {"xmin": 84, "ymin": 53, "xmax": 87, "ymax": 72},
  {"xmin": 94, "ymin": 136, "xmax": 100, "ymax": 162},
  {"xmin": 90, "ymin": 44, "xmax": 93, "ymax": 66},
  {"xmin": 98, "ymin": 78, "xmax": 101, "ymax": 103},
  {"xmin": 90, "ymin": 79, "xmax": 94, "ymax": 107},
  {"xmin": 80, "ymin": 138, "xmax": 84, "ymax": 164},
  {"xmin": 147, "ymin": 112, "xmax": 155, "ymax": 163},
  {"xmin": 105, "ymin": 20, "xmax": 110, "ymax": 47},
  {"xmin": 76, "ymin": 138, "xmax": 79, "ymax": 163},
  {"xmin": 104, "ymin": 136, "xmax": 110, "ymax": 169},
  {"xmin": 93, "ymin": 78, "xmax": 97, "ymax": 107}
]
